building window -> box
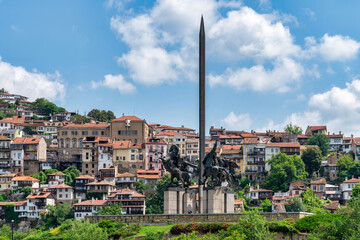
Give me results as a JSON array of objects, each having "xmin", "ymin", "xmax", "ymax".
[
  {"xmin": 82, "ymin": 131, "xmax": 88, "ymax": 136},
  {"xmin": 72, "ymin": 139, "xmax": 77, "ymax": 148}
]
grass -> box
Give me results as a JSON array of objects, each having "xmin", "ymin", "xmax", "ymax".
[{"xmin": 135, "ymin": 225, "xmax": 175, "ymax": 236}]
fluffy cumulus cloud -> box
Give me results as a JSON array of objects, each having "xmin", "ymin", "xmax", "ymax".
[
  {"xmin": 91, "ymin": 74, "xmax": 136, "ymax": 94},
  {"xmin": 209, "ymin": 57, "xmax": 303, "ymax": 92},
  {"xmin": 221, "ymin": 112, "xmax": 252, "ymax": 130},
  {"xmin": 305, "ymin": 34, "xmax": 360, "ymax": 61},
  {"xmin": 258, "ymin": 80, "xmax": 360, "ymax": 135},
  {"xmin": 110, "ymin": 1, "xmax": 360, "ymax": 93},
  {"xmin": 0, "ymin": 57, "xmax": 65, "ymax": 101}
]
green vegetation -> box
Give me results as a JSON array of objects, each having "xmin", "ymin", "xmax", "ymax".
[
  {"xmin": 30, "ymin": 98, "xmax": 66, "ymax": 117},
  {"xmin": 259, "ymin": 199, "xmax": 272, "ymax": 212},
  {"xmin": 170, "ymin": 223, "xmax": 230, "ymax": 235},
  {"xmin": 263, "ymin": 153, "xmax": 307, "ymax": 192},
  {"xmin": 284, "ymin": 123, "xmax": 303, "ymax": 135},
  {"xmin": 306, "ymin": 133, "xmax": 330, "ymax": 156},
  {"xmin": 146, "ymin": 173, "xmax": 172, "ymax": 214},
  {"xmin": 301, "ymin": 189, "xmax": 330, "ymax": 213},
  {"xmin": 10, "ymin": 186, "xmax": 32, "ymax": 200},
  {"xmin": 63, "ymin": 166, "xmax": 80, "ymax": 186},
  {"xmin": 31, "ymin": 169, "xmax": 59, "ymax": 184},
  {"xmin": 284, "ymin": 197, "xmax": 305, "ymax": 212},
  {"xmin": 4, "ymin": 204, "xmax": 18, "ymax": 223},
  {"xmin": 87, "ymin": 109, "xmax": 116, "ymax": 122},
  {"xmin": 71, "ymin": 114, "xmax": 89, "ymax": 124},
  {"xmin": 301, "ymin": 146, "xmax": 322, "ymax": 177},
  {"xmin": 95, "ymin": 203, "xmax": 123, "ymax": 215},
  {"xmin": 295, "ymin": 214, "xmax": 343, "ymax": 232},
  {"xmin": 40, "ymin": 203, "xmax": 74, "ymax": 230}
]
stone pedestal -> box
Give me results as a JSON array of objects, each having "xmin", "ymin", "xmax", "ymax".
[
  {"xmin": 201, "ymin": 187, "xmax": 235, "ymax": 213},
  {"xmin": 164, "ymin": 187, "xmax": 185, "ymax": 214},
  {"xmin": 183, "ymin": 189, "xmax": 197, "ymax": 214}
]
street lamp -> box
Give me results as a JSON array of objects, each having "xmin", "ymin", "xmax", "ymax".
[{"xmin": 11, "ymin": 219, "xmax": 14, "ymax": 240}]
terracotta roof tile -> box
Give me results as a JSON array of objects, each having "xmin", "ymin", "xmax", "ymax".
[
  {"xmin": 62, "ymin": 123, "xmax": 109, "ymax": 129},
  {"xmin": 12, "ymin": 176, "xmax": 39, "ymax": 181},
  {"xmin": 48, "ymin": 183, "xmax": 73, "ymax": 189},
  {"xmin": 74, "ymin": 200, "xmax": 108, "ymax": 206},
  {"xmin": 112, "ymin": 116, "xmax": 144, "ymax": 122},
  {"xmin": 266, "ymin": 142, "xmax": 300, "ymax": 147},
  {"xmin": 157, "ymin": 131, "xmax": 185, "ymax": 136},
  {"xmin": 113, "ymin": 140, "xmax": 131, "ymax": 149},
  {"xmin": 26, "ymin": 192, "xmax": 52, "ymax": 199}
]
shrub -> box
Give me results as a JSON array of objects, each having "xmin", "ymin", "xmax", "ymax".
[
  {"xmin": 295, "ymin": 214, "xmax": 344, "ymax": 232},
  {"xmin": 266, "ymin": 218, "xmax": 298, "ymax": 234},
  {"xmin": 170, "ymin": 222, "xmax": 230, "ymax": 235},
  {"xmin": 108, "ymin": 223, "xmax": 141, "ymax": 239},
  {"xmin": 143, "ymin": 231, "xmax": 165, "ymax": 240}
]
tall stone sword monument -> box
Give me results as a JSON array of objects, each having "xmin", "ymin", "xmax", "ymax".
[{"xmin": 163, "ymin": 16, "xmax": 235, "ymax": 215}]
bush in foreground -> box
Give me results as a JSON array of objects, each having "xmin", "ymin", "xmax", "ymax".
[{"xmin": 295, "ymin": 214, "xmax": 344, "ymax": 232}]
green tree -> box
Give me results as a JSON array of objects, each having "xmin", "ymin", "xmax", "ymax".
[
  {"xmin": 0, "ymin": 112, "xmax": 4, "ymax": 120},
  {"xmin": 301, "ymin": 188, "xmax": 329, "ymax": 213},
  {"xmin": 10, "ymin": 186, "xmax": 32, "ymax": 200},
  {"xmin": 301, "ymin": 146, "xmax": 322, "ymax": 177},
  {"xmin": 337, "ymin": 155, "xmax": 354, "ymax": 171},
  {"xmin": 63, "ymin": 166, "xmax": 80, "ymax": 186},
  {"xmin": 4, "ymin": 110, "xmax": 16, "ymax": 118},
  {"xmin": 4, "ymin": 204, "xmax": 18, "ymax": 223},
  {"xmin": 58, "ymin": 219, "xmax": 108, "ymax": 240},
  {"xmin": 96, "ymin": 203, "xmax": 123, "ymax": 215},
  {"xmin": 135, "ymin": 179, "xmax": 149, "ymax": 194},
  {"xmin": 307, "ymin": 133, "xmax": 330, "ymax": 156},
  {"xmin": 31, "ymin": 98, "xmax": 65, "ymax": 116},
  {"xmin": 0, "ymin": 88, "xmax": 6, "ymax": 93},
  {"xmin": 284, "ymin": 123, "xmax": 303, "ymax": 135},
  {"xmin": 87, "ymin": 109, "xmax": 116, "ymax": 122},
  {"xmin": 263, "ymin": 153, "xmax": 307, "ymax": 192},
  {"xmin": 284, "ymin": 197, "xmax": 305, "ymax": 212},
  {"xmin": 146, "ymin": 174, "xmax": 172, "ymax": 214},
  {"xmin": 71, "ymin": 114, "xmax": 89, "ymax": 124},
  {"xmin": 41, "ymin": 203, "xmax": 74, "ymax": 229},
  {"xmin": 260, "ymin": 199, "xmax": 272, "ymax": 212},
  {"xmin": 31, "ymin": 171, "xmax": 47, "ymax": 184}
]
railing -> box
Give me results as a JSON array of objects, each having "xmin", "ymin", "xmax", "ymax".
[
  {"xmin": 35, "ymin": 201, "xmax": 46, "ymax": 207},
  {"xmin": 75, "ymin": 209, "xmax": 92, "ymax": 212}
]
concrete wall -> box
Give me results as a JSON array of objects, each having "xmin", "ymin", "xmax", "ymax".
[{"xmin": 85, "ymin": 212, "xmax": 313, "ymax": 225}]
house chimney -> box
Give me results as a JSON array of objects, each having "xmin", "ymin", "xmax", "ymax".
[
  {"xmin": 339, "ymin": 131, "xmax": 341, "ymax": 134},
  {"xmin": 352, "ymin": 134, "xmax": 354, "ymax": 139},
  {"xmin": 181, "ymin": 125, "xmax": 184, "ymax": 128},
  {"xmin": 103, "ymin": 194, "xmax": 106, "ymax": 200},
  {"xmin": 345, "ymin": 177, "xmax": 348, "ymax": 181},
  {"xmin": 328, "ymin": 132, "xmax": 330, "ymax": 135},
  {"xmin": 352, "ymin": 175, "xmax": 355, "ymax": 179},
  {"xmin": 78, "ymin": 198, "xmax": 82, "ymax": 203},
  {"xmin": 91, "ymin": 197, "xmax": 94, "ymax": 204}
]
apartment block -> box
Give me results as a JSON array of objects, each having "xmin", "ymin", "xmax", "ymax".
[{"xmin": 110, "ymin": 116, "xmax": 149, "ymax": 144}]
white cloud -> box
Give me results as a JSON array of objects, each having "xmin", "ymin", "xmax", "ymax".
[
  {"xmin": 0, "ymin": 57, "xmax": 65, "ymax": 101},
  {"xmin": 221, "ymin": 112, "xmax": 252, "ymax": 130},
  {"xmin": 208, "ymin": 57, "xmax": 303, "ymax": 92},
  {"xmin": 304, "ymin": 8, "xmax": 316, "ymax": 20},
  {"xmin": 306, "ymin": 34, "xmax": 360, "ymax": 61},
  {"xmin": 260, "ymin": 79, "xmax": 360, "ymax": 135},
  {"xmin": 91, "ymin": 74, "xmax": 136, "ymax": 94}
]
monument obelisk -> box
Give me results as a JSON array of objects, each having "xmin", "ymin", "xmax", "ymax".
[{"xmin": 198, "ymin": 15, "xmax": 205, "ymax": 213}]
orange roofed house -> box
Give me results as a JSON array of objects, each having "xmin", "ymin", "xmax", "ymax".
[
  {"xmin": 0, "ymin": 136, "xmax": 11, "ymax": 174},
  {"xmin": 26, "ymin": 192, "xmax": 55, "ymax": 219},
  {"xmin": 137, "ymin": 170, "xmax": 161, "ymax": 184},
  {"xmin": 10, "ymin": 137, "xmax": 47, "ymax": 175},
  {"xmin": 74, "ymin": 175, "xmax": 95, "ymax": 200},
  {"xmin": 265, "ymin": 142, "xmax": 300, "ymax": 171},
  {"xmin": 74, "ymin": 199, "xmax": 108, "ymax": 219},
  {"xmin": 57, "ymin": 122, "xmax": 110, "ymax": 170},
  {"xmin": 108, "ymin": 188, "xmax": 146, "ymax": 214},
  {"xmin": 110, "ymin": 116, "xmax": 149, "ymax": 144},
  {"xmin": 145, "ymin": 137, "xmax": 167, "ymax": 175},
  {"xmin": 11, "ymin": 176, "xmax": 40, "ymax": 191}
]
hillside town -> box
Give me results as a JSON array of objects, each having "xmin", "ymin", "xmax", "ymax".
[{"xmin": 0, "ymin": 91, "xmax": 358, "ymax": 222}]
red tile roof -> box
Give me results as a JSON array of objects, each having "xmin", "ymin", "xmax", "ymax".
[
  {"xmin": 12, "ymin": 176, "xmax": 39, "ymax": 181},
  {"xmin": 309, "ymin": 126, "xmax": 327, "ymax": 131},
  {"xmin": 62, "ymin": 123, "xmax": 109, "ymax": 129},
  {"xmin": 137, "ymin": 175, "xmax": 161, "ymax": 179},
  {"xmin": 12, "ymin": 137, "xmax": 42, "ymax": 145},
  {"xmin": 74, "ymin": 200, "xmax": 108, "ymax": 206},
  {"xmin": 75, "ymin": 175, "xmax": 95, "ymax": 180},
  {"xmin": 157, "ymin": 131, "xmax": 185, "ymax": 136},
  {"xmin": 343, "ymin": 178, "xmax": 360, "ymax": 183},
  {"xmin": 241, "ymin": 133, "xmax": 258, "ymax": 138},
  {"xmin": 0, "ymin": 116, "xmax": 25, "ymax": 124},
  {"xmin": 249, "ymin": 188, "xmax": 273, "ymax": 193},
  {"xmin": 116, "ymin": 172, "xmax": 136, "ymax": 178},
  {"xmin": 311, "ymin": 178, "xmax": 326, "ymax": 185},
  {"xmin": 49, "ymin": 183, "xmax": 73, "ymax": 189},
  {"xmin": 26, "ymin": 192, "xmax": 52, "ymax": 199},
  {"xmin": 113, "ymin": 140, "xmax": 131, "ymax": 149},
  {"xmin": 112, "ymin": 116, "xmax": 144, "ymax": 122},
  {"xmin": 266, "ymin": 142, "xmax": 300, "ymax": 147},
  {"xmin": 47, "ymin": 172, "xmax": 65, "ymax": 176}
]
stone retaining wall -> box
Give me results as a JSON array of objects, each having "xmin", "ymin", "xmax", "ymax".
[{"xmin": 85, "ymin": 212, "xmax": 313, "ymax": 225}]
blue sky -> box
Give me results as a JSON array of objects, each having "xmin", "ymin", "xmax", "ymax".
[{"xmin": 1, "ymin": 0, "xmax": 360, "ymax": 135}]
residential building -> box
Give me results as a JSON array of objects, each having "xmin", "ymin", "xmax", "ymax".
[
  {"xmin": 323, "ymin": 163, "xmax": 340, "ymax": 181},
  {"xmin": 74, "ymin": 199, "xmax": 108, "ymax": 220},
  {"xmin": 305, "ymin": 126, "xmax": 327, "ymax": 136},
  {"xmin": 107, "ymin": 188, "xmax": 146, "ymax": 214},
  {"xmin": 26, "ymin": 192, "xmax": 55, "ymax": 219},
  {"xmin": 342, "ymin": 137, "xmax": 352, "ymax": 153},
  {"xmin": 157, "ymin": 131, "xmax": 187, "ymax": 156},
  {"xmin": 245, "ymin": 186, "xmax": 273, "ymax": 205},
  {"xmin": 10, "ymin": 137, "xmax": 47, "ymax": 175},
  {"xmin": 0, "ymin": 201, "xmax": 27, "ymax": 219},
  {"xmin": 185, "ymin": 139, "xmax": 216, "ymax": 162},
  {"xmin": 220, "ymin": 145, "xmax": 242, "ymax": 175},
  {"xmin": 98, "ymin": 138, "xmax": 113, "ymax": 171},
  {"xmin": 74, "ymin": 175, "xmax": 95, "ymax": 199},
  {"xmin": 137, "ymin": 170, "xmax": 161, "ymax": 184},
  {"xmin": 115, "ymin": 172, "xmax": 137, "ymax": 189},
  {"xmin": 57, "ymin": 122, "xmax": 110, "ymax": 170},
  {"xmin": 113, "ymin": 140, "xmax": 145, "ymax": 175},
  {"xmin": 265, "ymin": 142, "xmax": 300, "ymax": 171},
  {"xmin": 0, "ymin": 173, "xmax": 16, "ymax": 194},
  {"xmin": 86, "ymin": 180, "xmax": 116, "ymax": 196},
  {"xmin": 272, "ymin": 192, "xmax": 294, "ymax": 212},
  {"xmin": 110, "ymin": 115, "xmax": 149, "ymax": 144},
  {"xmin": 325, "ymin": 184, "xmax": 341, "ymax": 201},
  {"xmin": 145, "ymin": 137, "xmax": 167, "ymax": 174},
  {"xmin": 234, "ymin": 199, "xmax": 244, "ymax": 213},
  {"xmin": 0, "ymin": 116, "xmax": 25, "ymax": 131},
  {"xmin": 341, "ymin": 177, "xmax": 360, "ymax": 203},
  {"xmin": 82, "ymin": 136, "xmax": 100, "ymax": 175},
  {"xmin": 288, "ymin": 180, "xmax": 306, "ymax": 197},
  {"xmin": 156, "ymin": 125, "xmax": 195, "ymax": 135},
  {"xmin": 11, "ymin": 176, "xmax": 40, "ymax": 191},
  {"xmin": 0, "ymin": 136, "xmax": 11, "ymax": 174},
  {"xmin": 48, "ymin": 183, "xmax": 74, "ymax": 204},
  {"xmin": 309, "ymin": 178, "xmax": 327, "ymax": 199},
  {"xmin": 47, "ymin": 172, "xmax": 66, "ymax": 187},
  {"xmin": 50, "ymin": 112, "xmax": 76, "ymax": 122},
  {"xmin": 327, "ymin": 132, "xmax": 344, "ymax": 152},
  {"xmin": 243, "ymin": 139, "xmax": 266, "ymax": 182}
]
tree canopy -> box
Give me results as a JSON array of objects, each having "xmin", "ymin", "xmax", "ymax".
[
  {"xmin": 87, "ymin": 109, "xmax": 116, "ymax": 122},
  {"xmin": 301, "ymin": 146, "xmax": 322, "ymax": 177},
  {"xmin": 30, "ymin": 98, "xmax": 66, "ymax": 116},
  {"xmin": 96, "ymin": 203, "xmax": 123, "ymax": 215},
  {"xmin": 71, "ymin": 114, "xmax": 89, "ymax": 124},
  {"xmin": 41, "ymin": 203, "xmax": 74, "ymax": 229},
  {"xmin": 284, "ymin": 123, "xmax": 303, "ymax": 135},
  {"xmin": 145, "ymin": 173, "xmax": 172, "ymax": 214},
  {"xmin": 307, "ymin": 133, "xmax": 330, "ymax": 156},
  {"xmin": 337, "ymin": 155, "xmax": 354, "ymax": 171},
  {"xmin": 263, "ymin": 153, "xmax": 307, "ymax": 192},
  {"xmin": 63, "ymin": 166, "xmax": 80, "ymax": 186},
  {"xmin": 301, "ymin": 188, "xmax": 330, "ymax": 213}
]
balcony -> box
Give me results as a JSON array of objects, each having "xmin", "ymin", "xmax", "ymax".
[
  {"xmin": 75, "ymin": 209, "xmax": 92, "ymax": 212},
  {"xmin": 35, "ymin": 201, "xmax": 46, "ymax": 207}
]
